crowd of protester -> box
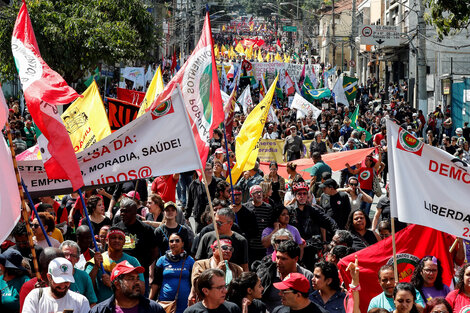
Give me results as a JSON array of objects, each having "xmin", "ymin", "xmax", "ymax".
[{"xmin": 1, "ymin": 67, "xmax": 470, "ymax": 313}]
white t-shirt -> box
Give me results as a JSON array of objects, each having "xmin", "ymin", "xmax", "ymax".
[{"xmin": 23, "ymin": 287, "xmax": 90, "ymax": 313}]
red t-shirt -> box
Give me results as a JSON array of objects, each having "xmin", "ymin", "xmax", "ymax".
[
  {"xmin": 151, "ymin": 175, "xmax": 177, "ymax": 202},
  {"xmin": 374, "ymin": 133, "xmax": 385, "ymax": 146},
  {"xmin": 446, "ymin": 289, "xmax": 470, "ymax": 313},
  {"xmin": 358, "ymin": 167, "xmax": 374, "ymax": 190},
  {"xmin": 32, "ymin": 201, "xmax": 67, "ymax": 224}
]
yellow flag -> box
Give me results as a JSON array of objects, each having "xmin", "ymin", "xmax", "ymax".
[
  {"xmin": 61, "ymin": 81, "xmax": 111, "ymax": 153},
  {"xmin": 275, "ymin": 52, "xmax": 283, "ymax": 62},
  {"xmin": 284, "ymin": 54, "xmax": 288, "ymax": 63},
  {"xmin": 230, "ymin": 46, "xmax": 235, "ymax": 59},
  {"xmin": 221, "ymin": 45, "xmax": 227, "ymax": 56},
  {"xmin": 214, "ymin": 45, "xmax": 219, "ymax": 58},
  {"xmin": 257, "ymin": 49, "xmax": 264, "ymax": 62},
  {"xmin": 265, "ymin": 52, "xmax": 270, "ymax": 62},
  {"xmin": 246, "ymin": 45, "xmax": 253, "ymax": 59},
  {"xmin": 235, "ymin": 42, "xmax": 244, "ymax": 54},
  {"xmin": 229, "ymin": 75, "xmax": 279, "ymax": 183},
  {"xmin": 222, "ymin": 25, "xmax": 226, "ymax": 31},
  {"xmin": 137, "ymin": 66, "xmax": 164, "ymax": 117}
]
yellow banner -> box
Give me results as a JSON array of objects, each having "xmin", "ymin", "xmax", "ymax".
[
  {"xmin": 61, "ymin": 81, "xmax": 111, "ymax": 153},
  {"xmin": 258, "ymin": 139, "xmax": 313, "ymax": 164}
]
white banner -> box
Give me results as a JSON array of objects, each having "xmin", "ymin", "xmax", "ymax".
[
  {"xmin": 291, "ymin": 93, "xmax": 321, "ymax": 120},
  {"xmin": 387, "ymin": 119, "xmax": 470, "ymax": 239},
  {"xmin": 122, "ymin": 67, "xmax": 145, "ymax": 88},
  {"xmin": 251, "ymin": 62, "xmax": 315, "ymax": 83},
  {"xmin": 19, "ymin": 87, "xmax": 200, "ymax": 196}
]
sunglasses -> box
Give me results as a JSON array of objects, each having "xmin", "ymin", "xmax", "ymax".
[
  {"xmin": 274, "ymin": 239, "xmax": 287, "ymax": 245},
  {"xmin": 350, "ymin": 183, "xmax": 358, "ymax": 186},
  {"xmin": 215, "ymin": 245, "xmax": 234, "ymax": 252},
  {"xmin": 169, "ymin": 239, "xmax": 181, "ymax": 243},
  {"xmin": 31, "ymin": 223, "xmax": 40, "ymax": 228}
]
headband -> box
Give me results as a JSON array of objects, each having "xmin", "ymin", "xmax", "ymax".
[
  {"xmin": 250, "ymin": 185, "xmax": 262, "ymax": 195},
  {"xmin": 211, "ymin": 239, "xmax": 232, "ymax": 249},
  {"xmin": 107, "ymin": 229, "xmax": 126, "ymax": 239},
  {"xmin": 231, "ymin": 190, "xmax": 242, "ymax": 195}
]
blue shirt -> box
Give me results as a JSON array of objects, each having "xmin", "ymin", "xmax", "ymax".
[
  {"xmin": 310, "ymin": 290, "xmax": 346, "ymax": 313},
  {"xmin": 0, "ymin": 274, "xmax": 30, "ymax": 313},
  {"xmin": 368, "ymin": 291, "xmax": 425, "ymax": 312},
  {"xmin": 156, "ymin": 256, "xmax": 194, "ymax": 313},
  {"xmin": 71, "ymin": 268, "xmax": 98, "ymax": 305}
]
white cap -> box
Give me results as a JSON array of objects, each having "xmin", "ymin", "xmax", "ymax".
[
  {"xmin": 456, "ymin": 128, "xmax": 463, "ymax": 134},
  {"xmin": 48, "ymin": 257, "xmax": 75, "ymax": 283}
]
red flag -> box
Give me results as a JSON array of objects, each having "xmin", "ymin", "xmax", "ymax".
[
  {"xmin": 223, "ymin": 81, "xmax": 237, "ymax": 142},
  {"xmin": 298, "ymin": 63, "xmax": 306, "ymax": 87},
  {"xmin": 285, "ymin": 70, "xmax": 295, "ymax": 95},
  {"xmin": 149, "ymin": 11, "xmax": 224, "ymax": 168},
  {"xmin": 276, "ymin": 38, "xmax": 282, "ymax": 50},
  {"xmin": 337, "ymin": 225, "xmax": 455, "ymax": 313},
  {"xmin": 12, "ymin": 0, "xmax": 83, "ymax": 191},
  {"xmin": 255, "ymin": 38, "xmax": 265, "ymax": 48},
  {"xmin": 170, "ymin": 52, "xmax": 177, "ymax": 72}
]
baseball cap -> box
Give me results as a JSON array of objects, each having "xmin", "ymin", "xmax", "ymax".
[
  {"xmin": 110, "ymin": 260, "xmax": 145, "ymax": 281},
  {"xmin": 215, "ymin": 148, "xmax": 224, "ymax": 154},
  {"xmin": 273, "ymin": 272, "xmax": 310, "ymax": 293},
  {"xmin": 319, "ymin": 178, "xmax": 338, "ymax": 189},
  {"xmin": 456, "ymin": 128, "xmax": 463, "ymax": 134},
  {"xmin": 124, "ymin": 191, "xmax": 140, "ymax": 201},
  {"xmin": 48, "ymin": 257, "xmax": 75, "ymax": 283},
  {"xmin": 2, "ymin": 249, "xmax": 27, "ymax": 272},
  {"xmin": 164, "ymin": 201, "xmax": 177, "ymax": 210}
]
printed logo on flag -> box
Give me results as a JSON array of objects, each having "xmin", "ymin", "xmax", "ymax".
[
  {"xmin": 397, "ymin": 128, "xmax": 424, "ymax": 156},
  {"xmin": 151, "ymin": 99, "xmax": 174, "ymax": 120},
  {"xmin": 386, "ymin": 253, "xmax": 420, "ymax": 282},
  {"xmin": 344, "ymin": 82, "xmax": 357, "ymax": 96}
]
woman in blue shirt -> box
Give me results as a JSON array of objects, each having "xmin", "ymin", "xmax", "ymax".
[{"xmin": 150, "ymin": 233, "xmax": 194, "ymax": 313}]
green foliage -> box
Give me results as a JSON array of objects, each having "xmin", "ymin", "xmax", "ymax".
[
  {"xmin": 424, "ymin": 0, "xmax": 470, "ymax": 40},
  {"xmin": 0, "ymin": 0, "xmax": 157, "ymax": 83}
]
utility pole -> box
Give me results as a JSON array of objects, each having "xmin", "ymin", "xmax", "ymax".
[
  {"xmin": 417, "ymin": 0, "xmax": 427, "ymax": 115},
  {"xmin": 350, "ymin": 0, "xmax": 357, "ymax": 76},
  {"xmin": 331, "ymin": 0, "xmax": 336, "ymax": 67}
]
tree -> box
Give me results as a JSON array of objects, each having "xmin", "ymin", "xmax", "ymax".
[
  {"xmin": 424, "ymin": 0, "xmax": 470, "ymax": 39},
  {"xmin": 0, "ymin": 0, "xmax": 158, "ymax": 84}
]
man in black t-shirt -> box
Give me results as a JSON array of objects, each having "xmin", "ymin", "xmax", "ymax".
[
  {"xmin": 319, "ymin": 178, "xmax": 351, "ymax": 230},
  {"xmin": 272, "ymin": 273, "xmax": 327, "ymax": 313},
  {"xmin": 114, "ymin": 197, "xmax": 158, "ymax": 296}
]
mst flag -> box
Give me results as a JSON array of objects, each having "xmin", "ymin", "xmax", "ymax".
[
  {"xmin": 62, "ymin": 81, "xmax": 111, "ymax": 152},
  {"xmin": 0, "ymin": 84, "xmax": 21, "ymax": 243},
  {"xmin": 12, "ymin": 0, "xmax": 83, "ymax": 191},
  {"xmin": 149, "ymin": 11, "xmax": 224, "ymax": 167},
  {"xmin": 338, "ymin": 224, "xmax": 455, "ymax": 313},
  {"xmin": 230, "ymin": 75, "xmax": 279, "ymax": 183},
  {"xmin": 387, "ymin": 119, "xmax": 470, "ymax": 239}
]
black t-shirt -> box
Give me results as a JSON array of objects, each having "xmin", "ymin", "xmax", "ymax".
[
  {"xmin": 154, "ymin": 224, "xmax": 191, "ymax": 256},
  {"xmin": 233, "ymin": 205, "xmax": 258, "ymax": 241},
  {"xmin": 272, "ymin": 302, "xmax": 328, "ymax": 313},
  {"xmin": 376, "ymin": 196, "xmax": 407, "ymax": 231},
  {"xmin": 320, "ymin": 191, "xmax": 351, "ymax": 229},
  {"xmin": 183, "ymin": 301, "xmax": 241, "ymax": 313},
  {"xmin": 195, "ymin": 231, "xmax": 248, "ymax": 266},
  {"xmin": 247, "ymin": 299, "xmax": 266, "ymax": 313},
  {"xmin": 114, "ymin": 219, "xmax": 157, "ymax": 271},
  {"xmin": 244, "ymin": 202, "xmax": 272, "ymax": 251}
]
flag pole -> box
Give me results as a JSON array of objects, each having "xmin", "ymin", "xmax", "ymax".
[
  {"xmin": 78, "ymin": 189, "xmax": 105, "ymax": 274},
  {"xmin": 222, "ymin": 124, "xmax": 236, "ymax": 207},
  {"xmin": 21, "ymin": 181, "xmax": 52, "ymax": 247},
  {"xmin": 5, "ymin": 122, "xmax": 41, "ymax": 280},
  {"xmin": 391, "ymin": 217, "xmax": 399, "ymax": 282}
]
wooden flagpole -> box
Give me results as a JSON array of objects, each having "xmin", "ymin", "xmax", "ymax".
[
  {"xmin": 5, "ymin": 122, "xmax": 41, "ymax": 280},
  {"xmin": 391, "ymin": 218, "xmax": 399, "ymax": 282}
]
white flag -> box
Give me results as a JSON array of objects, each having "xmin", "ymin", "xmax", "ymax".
[
  {"xmin": 387, "ymin": 119, "xmax": 470, "ymax": 239},
  {"xmin": 0, "ymin": 85, "xmax": 21, "ymax": 242},
  {"xmin": 332, "ymin": 76, "xmax": 349, "ymax": 106},
  {"xmin": 237, "ymin": 85, "xmax": 253, "ymax": 115},
  {"xmin": 291, "ymin": 93, "xmax": 321, "ymax": 120},
  {"xmin": 220, "ymin": 64, "xmax": 229, "ymax": 93},
  {"xmin": 267, "ymin": 105, "xmax": 279, "ymax": 124},
  {"xmin": 122, "ymin": 67, "xmax": 146, "ymax": 89}
]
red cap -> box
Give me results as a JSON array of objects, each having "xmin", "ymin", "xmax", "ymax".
[
  {"xmin": 110, "ymin": 260, "xmax": 144, "ymax": 281},
  {"xmin": 273, "ymin": 273, "xmax": 310, "ymax": 293},
  {"xmin": 124, "ymin": 191, "xmax": 140, "ymax": 201}
]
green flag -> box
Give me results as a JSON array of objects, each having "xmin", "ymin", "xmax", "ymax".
[
  {"xmin": 308, "ymin": 88, "xmax": 331, "ymax": 100},
  {"xmin": 84, "ymin": 67, "xmax": 100, "ymax": 87},
  {"xmin": 350, "ymin": 105, "xmax": 372, "ymax": 141},
  {"xmin": 343, "ymin": 76, "xmax": 359, "ymax": 101}
]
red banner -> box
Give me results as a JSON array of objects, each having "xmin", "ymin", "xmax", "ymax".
[{"xmin": 116, "ymin": 87, "xmax": 145, "ymax": 105}]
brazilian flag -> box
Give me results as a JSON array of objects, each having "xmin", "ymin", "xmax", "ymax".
[
  {"xmin": 350, "ymin": 105, "xmax": 372, "ymax": 141},
  {"xmin": 301, "ymin": 76, "xmax": 315, "ymax": 102},
  {"xmin": 308, "ymin": 88, "xmax": 331, "ymax": 100}
]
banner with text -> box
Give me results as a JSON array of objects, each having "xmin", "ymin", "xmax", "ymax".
[
  {"xmin": 387, "ymin": 119, "xmax": 470, "ymax": 239},
  {"xmin": 258, "ymin": 139, "xmax": 313, "ymax": 164},
  {"xmin": 18, "ymin": 87, "xmax": 200, "ymax": 197}
]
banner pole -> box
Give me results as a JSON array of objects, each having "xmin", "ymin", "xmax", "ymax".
[
  {"xmin": 222, "ymin": 123, "xmax": 236, "ymax": 207},
  {"xmin": 21, "ymin": 181, "xmax": 52, "ymax": 247},
  {"xmin": 78, "ymin": 189, "xmax": 105, "ymax": 274},
  {"xmin": 5, "ymin": 122, "xmax": 41, "ymax": 280},
  {"xmin": 391, "ymin": 217, "xmax": 399, "ymax": 282}
]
